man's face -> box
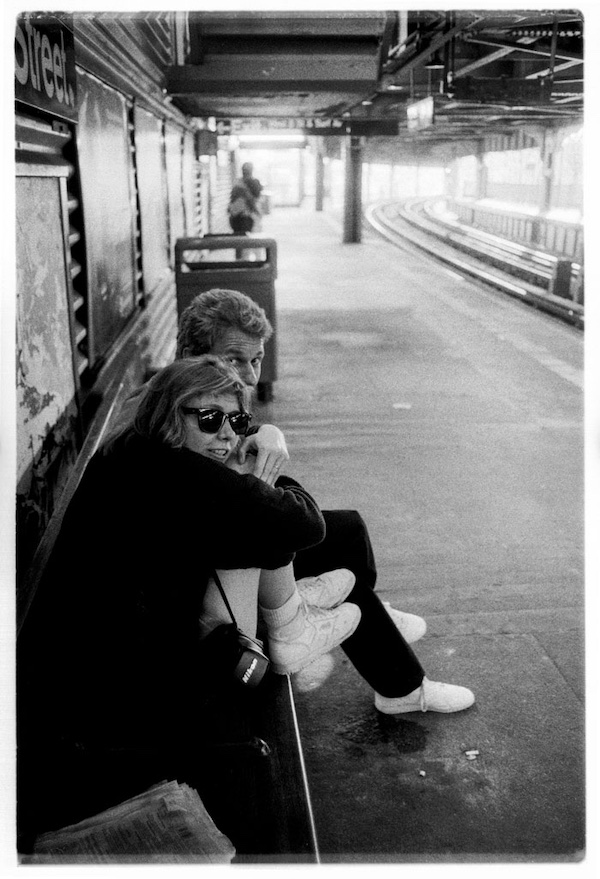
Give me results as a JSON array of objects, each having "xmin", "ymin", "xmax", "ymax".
[{"xmin": 210, "ymin": 328, "xmax": 265, "ymax": 389}]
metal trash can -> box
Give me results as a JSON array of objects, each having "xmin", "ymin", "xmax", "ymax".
[{"xmin": 175, "ymin": 235, "xmax": 278, "ymax": 401}]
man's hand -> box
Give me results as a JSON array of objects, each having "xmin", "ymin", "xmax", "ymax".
[
  {"xmin": 226, "ymin": 455, "xmax": 257, "ymax": 477},
  {"xmin": 236, "ymin": 424, "xmax": 289, "ymax": 485}
]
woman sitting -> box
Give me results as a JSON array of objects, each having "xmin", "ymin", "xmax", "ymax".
[
  {"xmin": 128, "ymin": 354, "xmax": 360, "ymax": 673},
  {"xmin": 18, "ymin": 355, "xmax": 359, "ymax": 838}
]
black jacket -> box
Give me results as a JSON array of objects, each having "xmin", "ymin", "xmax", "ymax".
[{"xmin": 20, "ymin": 432, "xmax": 325, "ymax": 749}]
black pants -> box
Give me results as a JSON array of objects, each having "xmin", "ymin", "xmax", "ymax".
[{"xmin": 292, "ymin": 510, "xmax": 425, "ymax": 698}]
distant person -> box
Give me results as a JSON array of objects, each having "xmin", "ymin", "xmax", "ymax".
[{"xmin": 228, "ymin": 162, "xmax": 264, "ymax": 234}]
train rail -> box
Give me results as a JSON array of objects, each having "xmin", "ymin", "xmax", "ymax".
[{"xmin": 365, "ymin": 198, "xmax": 584, "ymax": 330}]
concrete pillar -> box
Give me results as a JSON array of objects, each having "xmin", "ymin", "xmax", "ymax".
[
  {"xmin": 365, "ymin": 161, "xmax": 371, "ymax": 203},
  {"xmin": 343, "ymin": 136, "xmax": 363, "ymax": 243},
  {"xmin": 541, "ymin": 129, "xmax": 555, "ymax": 214},
  {"xmin": 298, "ymin": 148, "xmax": 306, "ymax": 205},
  {"xmin": 315, "ymin": 138, "xmax": 325, "ymax": 212},
  {"xmin": 475, "ymin": 143, "xmax": 487, "ymax": 200}
]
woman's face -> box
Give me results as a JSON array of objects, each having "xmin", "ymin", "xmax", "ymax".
[{"xmin": 181, "ymin": 393, "xmax": 244, "ymax": 462}]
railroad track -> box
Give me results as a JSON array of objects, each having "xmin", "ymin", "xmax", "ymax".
[{"xmin": 365, "ymin": 198, "xmax": 583, "ymax": 329}]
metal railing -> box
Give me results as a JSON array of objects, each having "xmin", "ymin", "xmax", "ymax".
[{"xmin": 365, "ymin": 198, "xmax": 583, "ymax": 329}]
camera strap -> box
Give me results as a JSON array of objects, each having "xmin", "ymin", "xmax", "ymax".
[
  {"xmin": 208, "ymin": 570, "xmax": 270, "ymax": 689},
  {"xmin": 210, "ymin": 569, "xmax": 239, "ymax": 627}
]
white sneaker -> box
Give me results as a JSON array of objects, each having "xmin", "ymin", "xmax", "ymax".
[
  {"xmin": 269, "ymin": 601, "xmax": 361, "ymax": 675},
  {"xmin": 296, "ymin": 568, "xmax": 356, "ymax": 608},
  {"xmin": 382, "ymin": 601, "xmax": 427, "ymax": 644},
  {"xmin": 375, "ymin": 677, "xmax": 475, "ymax": 714}
]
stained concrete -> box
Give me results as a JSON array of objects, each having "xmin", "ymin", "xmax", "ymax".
[
  {"xmin": 254, "ymin": 204, "xmax": 586, "ymax": 863},
  {"xmin": 295, "ymin": 635, "xmax": 584, "ymax": 861}
]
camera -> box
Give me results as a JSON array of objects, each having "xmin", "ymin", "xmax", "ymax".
[{"xmin": 201, "ymin": 623, "xmax": 270, "ymax": 688}]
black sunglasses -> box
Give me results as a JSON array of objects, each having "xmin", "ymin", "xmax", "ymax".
[{"xmin": 182, "ymin": 407, "xmax": 252, "ymax": 435}]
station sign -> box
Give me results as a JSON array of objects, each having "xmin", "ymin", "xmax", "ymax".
[
  {"xmin": 215, "ymin": 117, "xmax": 400, "ymax": 137},
  {"xmin": 348, "ymin": 120, "xmax": 399, "ymax": 137},
  {"xmin": 215, "ymin": 118, "xmax": 346, "ymax": 136},
  {"xmin": 15, "ymin": 12, "xmax": 77, "ymax": 122}
]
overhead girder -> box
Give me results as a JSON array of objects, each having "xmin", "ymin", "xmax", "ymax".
[
  {"xmin": 185, "ymin": 10, "xmax": 387, "ymax": 39},
  {"xmin": 167, "ymin": 52, "xmax": 379, "ymax": 93},
  {"xmin": 164, "ymin": 9, "xmax": 583, "ymax": 143}
]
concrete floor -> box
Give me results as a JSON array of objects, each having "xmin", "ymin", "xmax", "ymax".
[{"xmin": 254, "ymin": 203, "xmax": 586, "ymax": 865}]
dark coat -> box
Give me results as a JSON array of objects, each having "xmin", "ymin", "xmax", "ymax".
[{"xmin": 19, "ymin": 432, "xmax": 325, "ymax": 751}]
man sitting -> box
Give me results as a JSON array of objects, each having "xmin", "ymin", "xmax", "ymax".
[{"xmin": 174, "ymin": 288, "xmax": 475, "ymax": 715}]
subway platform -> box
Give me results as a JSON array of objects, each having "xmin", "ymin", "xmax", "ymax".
[{"xmin": 251, "ymin": 202, "xmax": 587, "ymax": 864}]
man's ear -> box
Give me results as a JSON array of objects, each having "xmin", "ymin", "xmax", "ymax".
[{"xmin": 181, "ymin": 346, "xmax": 191, "ymax": 359}]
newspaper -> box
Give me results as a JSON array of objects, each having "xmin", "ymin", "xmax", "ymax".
[{"xmin": 25, "ymin": 779, "xmax": 236, "ymax": 864}]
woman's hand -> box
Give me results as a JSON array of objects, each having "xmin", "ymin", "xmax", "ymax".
[{"xmin": 236, "ymin": 424, "xmax": 289, "ymax": 485}]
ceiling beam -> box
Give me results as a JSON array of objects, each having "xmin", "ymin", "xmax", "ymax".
[
  {"xmin": 552, "ymin": 95, "xmax": 583, "ymax": 104},
  {"xmin": 377, "ymin": 11, "xmax": 398, "ymax": 76},
  {"xmin": 454, "ymin": 46, "xmax": 515, "ymax": 78},
  {"xmin": 166, "ymin": 52, "xmax": 378, "ymax": 94},
  {"xmin": 525, "ymin": 59, "xmax": 582, "ymax": 80},
  {"xmin": 186, "ymin": 11, "xmax": 387, "ymax": 38},
  {"xmin": 462, "ymin": 36, "xmax": 581, "ymax": 64},
  {"xmin": 381, "ymin": 18, "xmax": 480, "ymax": 82},
  {"xmin": 167, "ymin": 83, "xmax": 372, "ymax": 101}
]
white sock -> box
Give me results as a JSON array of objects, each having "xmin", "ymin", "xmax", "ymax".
[{"xmin": 260, "ymin": 590, "xmax": 303, "ymax": 635}]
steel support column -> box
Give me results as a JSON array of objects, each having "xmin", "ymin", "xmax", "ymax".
[
  {"xmin": 541, "ymin": 129, "xmax": 555, "ymax": 214},
  {"xmin": 343, "ymin": 136, "xmax": 363, "ymax": 243},
  {"xmin": 475, "ymin": 141, "xmax": 487, "ymax": 200},
  {"xmin": 299, "ymin": 147, "xmax": 306, "ymax": 206},
  {"xmin": 315, "ymin": 139, "xmax": 325, "ymax": 212}
]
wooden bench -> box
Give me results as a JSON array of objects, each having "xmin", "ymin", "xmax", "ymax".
[{"xmin": 16, "ymin": 346, "xmax": 319, "ymax": 864}]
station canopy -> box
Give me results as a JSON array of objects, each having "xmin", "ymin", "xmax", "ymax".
[{"xmin": 166, "ymin": 9, "xmax": 583, "ymax": 144}]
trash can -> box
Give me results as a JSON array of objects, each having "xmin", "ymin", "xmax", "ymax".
[{"xmin": 175, "ymin": 235, "xmax": 278, "ymax": 401}]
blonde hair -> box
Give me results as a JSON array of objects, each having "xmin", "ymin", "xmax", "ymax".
[{"xmin": 132, "ymin": 355, "xmax": 250, "ymax": 448}]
